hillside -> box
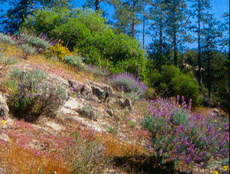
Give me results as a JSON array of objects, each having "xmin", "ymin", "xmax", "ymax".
[{"xmin": 0, "ymin": 34, "xmax": 229, "ymax": 174}]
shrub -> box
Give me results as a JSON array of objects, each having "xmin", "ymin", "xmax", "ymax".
[
  {"xmin": 0, "ymin": 54, "xmax": 18, "ymax": 66},
  {"xmin": 108, "ymin": 72, "xmax": 147, "ymax": 100},
  {"xmin": 171, "ymin": 73, "xmax": 200, "ymax": 107},
  {"xmin": 7, "ymin": 67, "xmax": 68, "ymax": 122},
  {"xmin": 0, "ymin": 53, "xmax": 3, "ymax": 61},
  {"xmin": 2, "ymin": 56, "xmax": 18, "ymax": 66},
  {"xmin": 82, "ymin": 104, "xmax": 92, "ymax": 117},
  {"xmin": 21, "ymin": 7, "xmax": 146, "ymax": 79},
  {"xmin": 147, "ymin": 65, "xmax": 200, "ymax": 107},
  {"xmin": 16, "ymin": 32, "xmax": 58, "ymax": 55},
  {"xmin": 83, "ymin": 64, "xmax": 109, "ymax": 77},
  {"xmin": 141, "ymin": 97, "xmax": 229, "ymax": 171},
  {"xmin": 63, "ymin": 55, "xmax": 83, "ymax": 70},
  {"xmin": 19, "ymin": 43, "xmax": 36, "ymax": 56},
  {"xmin": 0, "ymin": 33, "xmax": 16, "ymax": 45},
  {"xmin": 106, "ymin": 126, "xmax": 118, "ymax": 134},
  {"xmin": 70, "ymin": 130, "xmax": 111, "ymax": 173},
  {"xmin": 45, "ymin": 40, "xmax": 72, "ymax": 60},
  {"xmin": 18, "ymin": 33, "xmax": 51, "ymax": 49}
]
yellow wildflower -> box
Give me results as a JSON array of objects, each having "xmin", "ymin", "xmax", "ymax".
[
  {"xmin": 2, "ymin": 120, "xmax": 5, "ymax": 126},
  {"xmin": 82, "ymin": 63, "xmax": 84, "ymax": 66},
  {"xmin": 223, "ymin": 166, "xmax": 228, "ymax": 171},
  {"xmin": 214, "ymin": 171, "xmax": 218, "ymax": 174},
  {"xmin": 178, "ymin": 105, "xmax": 181, "ymax": 108},
  {"xmin": 74, "ymin": 61, "xmax": 76, "ymax": 64},
  {"xmin": 219, "ymin": 128, "xmax": 221, "ymax": 130},
  {"xmin": 215, "ymin": 120, "xmax": 217, "ymax": 122},
  {"xmin": 100, "ymin": 66, "xmax": 102, "ymax": 69}
]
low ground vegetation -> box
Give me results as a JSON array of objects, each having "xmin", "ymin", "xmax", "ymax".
[{"xmin": 0, "ymin": 32, "xmax": 229, "ymax": 174}]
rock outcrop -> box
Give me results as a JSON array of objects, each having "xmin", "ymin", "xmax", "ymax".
[{"xmin": 0, "ymin": 92, "xmax": 9, "ymax": 119}]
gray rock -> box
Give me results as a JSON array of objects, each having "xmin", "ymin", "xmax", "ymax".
[
  {"xmin": 86, "ymin": 80, "xmax": 114, "ymax": 102},
  {"xmin": 0, "ymin": 92, "xmax": 9, "ymax": 119},
  {"xmin": 120, "ymin": 98, "xmax": 133, "ymax": 112},
  {"xmin": 106, "ymin": 109, "xmax": 113, "ymax": 117}
]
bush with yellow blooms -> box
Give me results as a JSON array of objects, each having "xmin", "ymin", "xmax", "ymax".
[{"xmin": 44, "ymin": 39, "xmax": 75, "ymax": 60}]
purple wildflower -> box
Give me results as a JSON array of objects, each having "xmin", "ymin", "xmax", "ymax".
[
  {"xmin": 159, "ymin": 150, "xmax": 163, "ymax": 156},
  {"xmin": 185, "ymin": 155, "xmax": 192, "ymax": 163}
]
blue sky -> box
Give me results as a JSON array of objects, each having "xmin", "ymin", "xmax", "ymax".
[{"xmin": 0, "ymin": 0, "xmax": 229, "ymax": 50}]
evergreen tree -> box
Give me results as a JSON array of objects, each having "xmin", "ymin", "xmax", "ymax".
[
  {"xmin": 189, "ymin": 0, "xmax": 211, "ymax": 89},
  {"xmin": 0, "ymin": 0, "xmax": 73, "ymax": 34},
  {"xmin": 148, "ymin": 0, "xmax": 169, "ymax": 69},
  {"xmin": 83, "ymin": 0, "xmax": 104, "ymax": 12},
  {"xmin": 201, "ymin": 13, "xmax": 223, "ymax": 106},
  {"xmin": 164, "ymin": 0, "xmax": 192, "ymax": 66},
  {"xmin": 108, "ymin": 0, "xmax": 144, "ymax": 38}
]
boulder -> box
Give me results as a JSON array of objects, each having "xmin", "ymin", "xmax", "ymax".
[
  {"xmin": 120, "ymin": 98, "xmax": 133, "ymax": 113},
  {"xmin": 0, "ymin": 92, "xmax": 9, "ymax": 119},
  {"xmin": 68, "ymin": 79, "xmax": 92, "ymax": 98},
  {"xmin": 80, "ymin": 84, "xmax": 92, "ymax": 97},
  {"xmin": 86, "ymin": 80, "xmax": 114, "ymax": 102}
]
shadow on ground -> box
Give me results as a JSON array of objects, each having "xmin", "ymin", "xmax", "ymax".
[{"xmin": 111, "ymin": 155, "xmax": 191, "ymax": 174}]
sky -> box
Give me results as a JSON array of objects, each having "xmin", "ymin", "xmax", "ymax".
[{"xmin": 0, "ymin": 0, "xmax": 229, "ymax": 51}]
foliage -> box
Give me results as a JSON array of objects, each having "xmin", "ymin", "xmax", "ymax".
[
  {"xmin": 20, "ymin": 7, "xmax": 146, "ymax": 81},
  {"xmin": 108, "ymin": 72, "xmax": 147, "ymax": 100},
  {"xmin": 106, "ymin": 126, "xmax": 118, "ymax": 134},
  {"xmin": 18, "ymin": 33, "xmax": 52, "ymax": 50},
  {"xmin": 0, "ymin": 33, "xmax": 16, "ymax": 45},
  {"xmin": 141, "ymin": 97, "xmax": 229, "ymax": 171},
  {"xmin": 0, "ymin": 55, "xmax": 18, "ymax": 66},
  {"xmin": 171, "ymin": 73, "xmax": 200, "ymax": 107},
  {"xmin": 44, "ymin": 40, "xmax": 72, "ymax": 60},
  {"xmin": 82, "ymin": 104, "xmax": 93, "ymax": 117},
  {"xmin": 6, "ymin": 67, "xmax": 68, "ymax": 122},
  {"xmin": 70, "ymin": 130, "xmax": 112, "ymax": 173},
  {"xmin": 20, "ymin": 43, "xmax": 36, "ymax": 56},
  {"xmin": 107, "ymin": 0, "xmax": 144, "ymax": 37},
  {"xmin": 63, "ymin": 55, "xmax": 83, "ymax": 70},
  {"xmin": 147, "ymin": 65, "xmax": 200, "ymax": 107},
  {"xmin": 83, "ymin": 64, "xmax": 109, "ymax": 77},
  {"xmin": 0, "ymin": 0, "xmax": 74, "ymax": 34}
]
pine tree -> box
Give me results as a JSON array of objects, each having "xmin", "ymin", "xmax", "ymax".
[
  {"xmin": 83, "ymin": 0, "xmax": 104, "ymax": 11},
  {"xmin": 189, "ymin": 0, "xmax": 211, "ymax": 89},
  {"xmin": 164, "ymin": 0, "xmax": 191, "ymax": 66},
  {"xmin": 201, "ymin": 13, "xmax": 223, "ymax": 106},
  {"xmin": 0, "ymin": 0, "xmax": 73, "ymax": 34},
  {"xmin": 108, "ymin": 0, "xmax": 144, "ymax": 38},
  {"xmin": 148, "ymin": 0, "xmax": 169, "ymax": 69}
]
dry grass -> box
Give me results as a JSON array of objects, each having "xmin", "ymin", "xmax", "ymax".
[{"xmin": 1, "ymin": 138, "xmax": 72, "ymax": 174}]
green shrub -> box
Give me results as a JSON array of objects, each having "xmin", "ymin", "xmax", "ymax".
[
  {"xmin": 19, "ymin": 43, "xmax": 36, "ymax": 56},
  {"xmin": 7, "ymin": 67, "xmax": 67, "ymax": 122},
  {"xmin": 82, "ymin": 104, "xmax": 92, "ymax": 117},
  {"xmin": 63, "ymin": 55, "xmax": 83, "ymax": 70},
  {"xmin": 171, "ymin": 73, "xmax": 200, "ymax": 107},
  {"xmin": 19, "ymin": 33, "xmax": 51, "ymax": 50},
  {"xmin": 147, "ymin": 65, "xmax": 200, "ymax": 107},
  {"xmin": 2, "ymin": 56, "xmax": 18, "ymax": 66},
  {"xmin": 106, "ymin": 126, "xmax": 118, "ymax": 134},
  {"xmin": 0, "ymin": 33, "xmax": 16, "ymax": 45},
  {"xmin": 21, "ymin": 7, "xmax": 146, "ymax": 80},
  {"xmin": 83, "ymin": 64, "xmax": 109, "ymax": 77}
]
